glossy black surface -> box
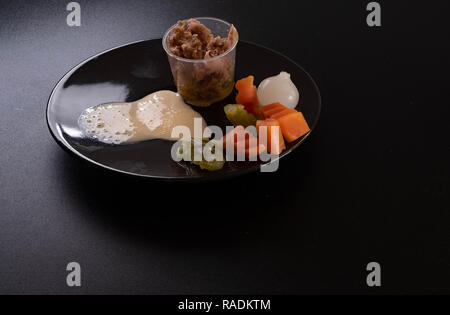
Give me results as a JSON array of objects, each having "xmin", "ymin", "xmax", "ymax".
[
  {"xmin": 1, "ymin": 0, "xmax": 449, "ymax": 295},
  {"xmin": 47, "ymin": 40, "xmax": 321, "ymax": 180}
]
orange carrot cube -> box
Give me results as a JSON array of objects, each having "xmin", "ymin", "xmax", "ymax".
[
  {"xmin": 256, "ymin": 119, "xmax": 286, "ymax": 155},
  {"xmin": 277, "ymin": 112, "xmax": 310, "ymax": 143}
]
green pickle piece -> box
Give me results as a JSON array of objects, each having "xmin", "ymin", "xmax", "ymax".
[
  {"xmin": 224, "ymin": 104, "xmax": 257, "ymax": 127},
  {"xmin": 177, "ymin": 139, "xmax": 225, "ymax": 172}
]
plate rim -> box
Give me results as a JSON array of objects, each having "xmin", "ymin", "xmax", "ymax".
[{"xmin": 46, "ymin": 38, "xmax": 322, "ymax": 181}]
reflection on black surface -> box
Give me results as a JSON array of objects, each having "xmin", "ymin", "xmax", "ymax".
[
  {"xmin": 62, "ymin": 41, "xmax": 173, "ymax": 102},
  {"xmin": 58, "ymin": 143, "xmax": 315, "ymax": 251}
]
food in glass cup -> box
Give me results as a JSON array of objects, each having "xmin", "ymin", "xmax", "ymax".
[{"xmin": 163, "ymin": 18, "xmax": 239, "ymax": 107}]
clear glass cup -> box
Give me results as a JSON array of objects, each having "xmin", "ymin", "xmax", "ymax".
[{"xmin": 162, "ymin": 17, "xmax": 238, "ymax": 107}]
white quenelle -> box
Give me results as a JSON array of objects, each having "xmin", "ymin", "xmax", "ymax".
[{"xmin": 257, "ymin": 71, "xmax": 299, "ymax": 109}]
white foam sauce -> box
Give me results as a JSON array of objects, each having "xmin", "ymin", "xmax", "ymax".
[{"xmin": 78, "ymin": 90, "xmax": 205, "ymax": 144}]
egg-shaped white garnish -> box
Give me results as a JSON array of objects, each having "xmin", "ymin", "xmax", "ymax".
[{"xmin": 257, "ymin": 71, "xmax": 299, "ymax": 109}]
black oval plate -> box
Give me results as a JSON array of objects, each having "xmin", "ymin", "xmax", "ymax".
[{"xmin": 47, "ymin": 39, "xmax": 321, "ymax": 181}]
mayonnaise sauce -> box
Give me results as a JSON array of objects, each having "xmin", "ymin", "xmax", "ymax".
[{"xmin": 78, "ymin": 90, "xmax": 206, "ymax": 144}]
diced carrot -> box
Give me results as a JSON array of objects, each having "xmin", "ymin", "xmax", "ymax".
[
  {"xmin": 256, "ymin": 119, "xmax": 286, "ymax": 155},
  {"xmin": 223, "ymin": 126, "xmax": 245, "ymax": 148},
  {"xmin": 270, "ymin": 109, "xmax": 297, "ymax": 120},
  {"xmin": 245, "ymin": 144, "xmax": 266, "ymax": 158},
  {"xmin": 260, "ymin": 102, "xmax": 286, "ymax": 119},
  {"xmin": 263, "ymin": 106, "xmax": 288, "ymax": 119},
  {"xmin": 235, "ymin": 140, "xmax": 265, "ymax": 158},
  {"xmin": 260, "ymin": 102, "xmax": 284, "ymax": 115},
  {"xmin": 235, "ymin": 76, "xmax": 260, "ymax": 115},
  {"xmin": 223, "ymin": 126, "xmax": 265, "ymax": 158},
  {"xmin": 260, "ymin": 103, "xmax": 280, "ymax": 112},
  {"xmin": 277, "ymin": 112, "xmax": 311, "ymax": 143},
  {"xmin": 235, "ymin": 76, "xmax": 254, "ymax": 91}
]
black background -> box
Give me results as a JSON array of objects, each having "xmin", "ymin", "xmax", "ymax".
[{"xmin": 0, "ymin": 0, "xmax": 449, "ymax": 294}]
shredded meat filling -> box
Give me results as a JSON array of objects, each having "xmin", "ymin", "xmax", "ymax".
[
  {"xmin": 166, "ymin": 19, "xmax": 239, "ymax": 106},
  {"xmin": 169, "ymin": 19, "xmax": 236, "ymax": 60}
]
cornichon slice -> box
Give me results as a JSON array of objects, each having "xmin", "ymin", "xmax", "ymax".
[
  {"xmin": 224, "ymin": 104, "xmax": 257, "ymax": 127},
  {"xmin": 177, "ymin": 139, "xmax": 225, "ymax": 171}
]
